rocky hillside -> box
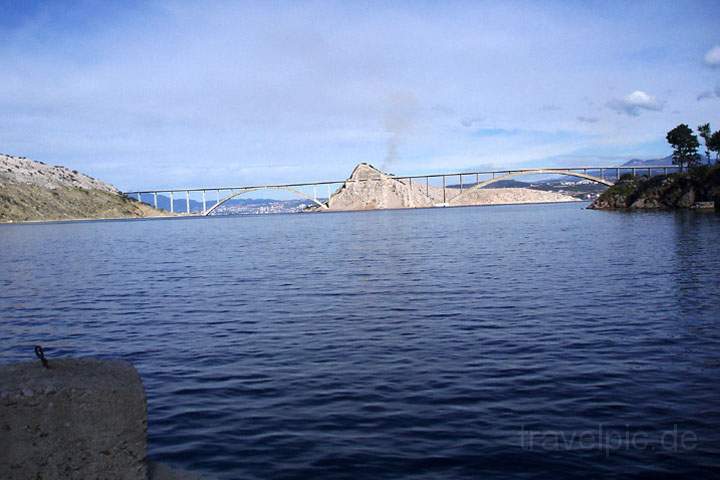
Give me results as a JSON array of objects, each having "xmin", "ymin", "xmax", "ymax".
[
  {"xmin": 321, "ymin": 163, "xmax": 577, "ymax": 211},
  {"xmin": 589, "ymin": 164, "xmax": 720, "ymax": 210},
  {"xmin": 325, "ymin": 164, "xmax": 434, "ymax": 209},
  {"xmin": 0, "ymin": 154, "xmax": 166, "ymax": 222},
  {"xmin": 449, "ymin": 186, "xmax": 579, "ymax": 206}
]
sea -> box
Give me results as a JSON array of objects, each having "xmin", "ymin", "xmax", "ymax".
[{"xmin": 2, "ymin": 202, "xmax": 719, "ymax": 479}]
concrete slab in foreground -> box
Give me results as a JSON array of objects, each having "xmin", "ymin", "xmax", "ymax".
[
  {"xmin": 0, "ymin": 357, "xmax": 208, "ymax": 480},
  {"xmin": 0, "ymin": 358, "xmax": 147, "ymax": 480}
]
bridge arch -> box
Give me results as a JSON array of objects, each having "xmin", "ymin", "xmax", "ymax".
[
  {"xmin": 449, "ymin": 169, "xmax": 613, "ymax": 205},
  {"xmin": 203, "ymin": 186, "xmax": 328, "ymax": 215}
]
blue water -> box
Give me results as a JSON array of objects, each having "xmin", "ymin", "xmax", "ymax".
[{"xmin": 2, "ymin": 203, "xmax": 720, "ymax": 479}]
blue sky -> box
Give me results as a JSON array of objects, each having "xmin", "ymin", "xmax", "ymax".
[{"xmin": 1, "ymin": 0, "xmax": 719, "ymax": 190}]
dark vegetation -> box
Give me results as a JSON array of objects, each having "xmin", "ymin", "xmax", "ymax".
[
  {"xmin": 591, "ymin": 123, "xmax": 720, "ymax": 210},
  {"xmin": 666, "ymin": 123, "xmax": 720, "ymax": 169}
]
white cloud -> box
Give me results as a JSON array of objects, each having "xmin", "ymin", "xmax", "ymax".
[
  {"xmin": 704, "ymin": 45, "xmax": 720, "ymax": 67},
  {"xmin": 0, "ymin": 3, "xmax": 716, "ymax": 189},
  {"xmin": 607, "ymin": 90, "xmax": 663, "ymax": 116}
]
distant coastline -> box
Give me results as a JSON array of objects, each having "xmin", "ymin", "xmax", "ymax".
[
  {"xmin": 1, "ymin": 156, "xmax": 593, "ymax": 223},
  {"xmin": 11, "ymin": 153, "xmax": 715, "ymax": 223}
]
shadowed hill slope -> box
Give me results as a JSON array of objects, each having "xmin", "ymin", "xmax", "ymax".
[{"xmin": 1, "ymin": 154, "xmax": 167, "ymax": 222}]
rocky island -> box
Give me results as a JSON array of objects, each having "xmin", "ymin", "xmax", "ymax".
[{"xmin": 0, "ymin": 154, "xmax": 166, "ymax": 223}]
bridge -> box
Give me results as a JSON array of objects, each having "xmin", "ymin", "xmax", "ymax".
[{"xmin": 124, "ymin": 165, "xmax": 680, "ymax": 215}]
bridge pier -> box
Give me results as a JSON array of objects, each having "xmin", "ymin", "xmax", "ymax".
[
  {"xmin": 153, "ymin": 192, "xmax": 158, "ymax": 209},
  {"xmin": 442, "ymin": 175, "xmax": 446, "ymax": 205},
  {"xmin": 169, "ymin": 192, "xmax": 174, "ymax": 213},
  {"xmin": 202, "ymin": 191, "xmax": 206, "ymax": 214}
]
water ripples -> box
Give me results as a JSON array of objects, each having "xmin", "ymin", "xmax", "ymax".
[{"xmin": 2, "ymin": 204, "xmax": 720, "ymax": 479}]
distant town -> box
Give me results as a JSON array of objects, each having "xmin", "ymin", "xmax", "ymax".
[{"xmin": 213, "ymin": 198, "xmax": 316, "ymax": 215}]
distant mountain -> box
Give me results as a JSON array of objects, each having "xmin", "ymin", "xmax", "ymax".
[
  {"xmin": 425, "ymin": 174, "xmax": 604, "ymax": 199},
  {"xmin": 622, "ymin": 155, "xmax": 673, "ymax": 166}
]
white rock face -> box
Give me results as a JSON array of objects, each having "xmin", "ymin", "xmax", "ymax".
[
  {"xmin": 323, "ymin": 163, "xmax": 578, "ymax": 211},
  {"xmin": 0, "ymin": 153, "xmax": 119, "ymax": 193},
  {"xmin": 326, "ymin": 163, "xmax": 435, "ymax": 210},
  {"xmin": 450, "ymin": 186, "xmax": 577, "ymax": 206}
]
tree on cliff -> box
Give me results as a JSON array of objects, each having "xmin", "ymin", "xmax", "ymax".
[
  {"xmin": 708, "ymin": 130, "xmax": 720, "ymax": 164},
  {"xmin": 698, "ymin": 123, "xmax": 712, "ymax": 163},
  {"xmin": 666, "ymin": 124, "xmax": 700, "ymax": 170}
]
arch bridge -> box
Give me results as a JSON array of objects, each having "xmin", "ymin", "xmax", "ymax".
[
  {"xmin": 204, "ymin": 186, "xmax": 328, "ymax": 215},
  {"xmin": 447, "ymin": 168, "xmax": 614, "ymax": 205},
  {"xmin": 124, "ymin": 164, "xmax": 680, "ymax": 215}
]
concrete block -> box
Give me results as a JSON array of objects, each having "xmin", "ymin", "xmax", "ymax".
[{"xmin": 0, "ymin": 358, "xmax": 147, "ymax": 480}]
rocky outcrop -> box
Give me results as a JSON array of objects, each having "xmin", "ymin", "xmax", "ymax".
[
  {"xmin": 451, "ymin": 186, "xmax": 577, "ymax": 206},
  {"xmin": 589, "ymin": 165, "xmax": 720, "ymax": 210},
  {"xmin": 321, "ymin": 163, "xmax": 578, "ymax": 211},
  {"xmin": 325, "ymin": 163, "xmax": 435, "ymax": 210},
  {"xmin": 0, "ymin": 153, "xmax": 118, "ymax": 192},
  {"xmin": 0, "ymin": 153, "xmax": 167, "ymax": 222}
]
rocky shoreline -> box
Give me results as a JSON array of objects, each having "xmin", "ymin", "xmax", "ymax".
[{"xmin": 589, "ymin": 165, "xmax": 720, "ymax": 211}]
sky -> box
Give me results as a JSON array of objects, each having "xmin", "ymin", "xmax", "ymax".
[{"xmin": 1, "ymin": 0, "xmax": 719, "ymax": 191}]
